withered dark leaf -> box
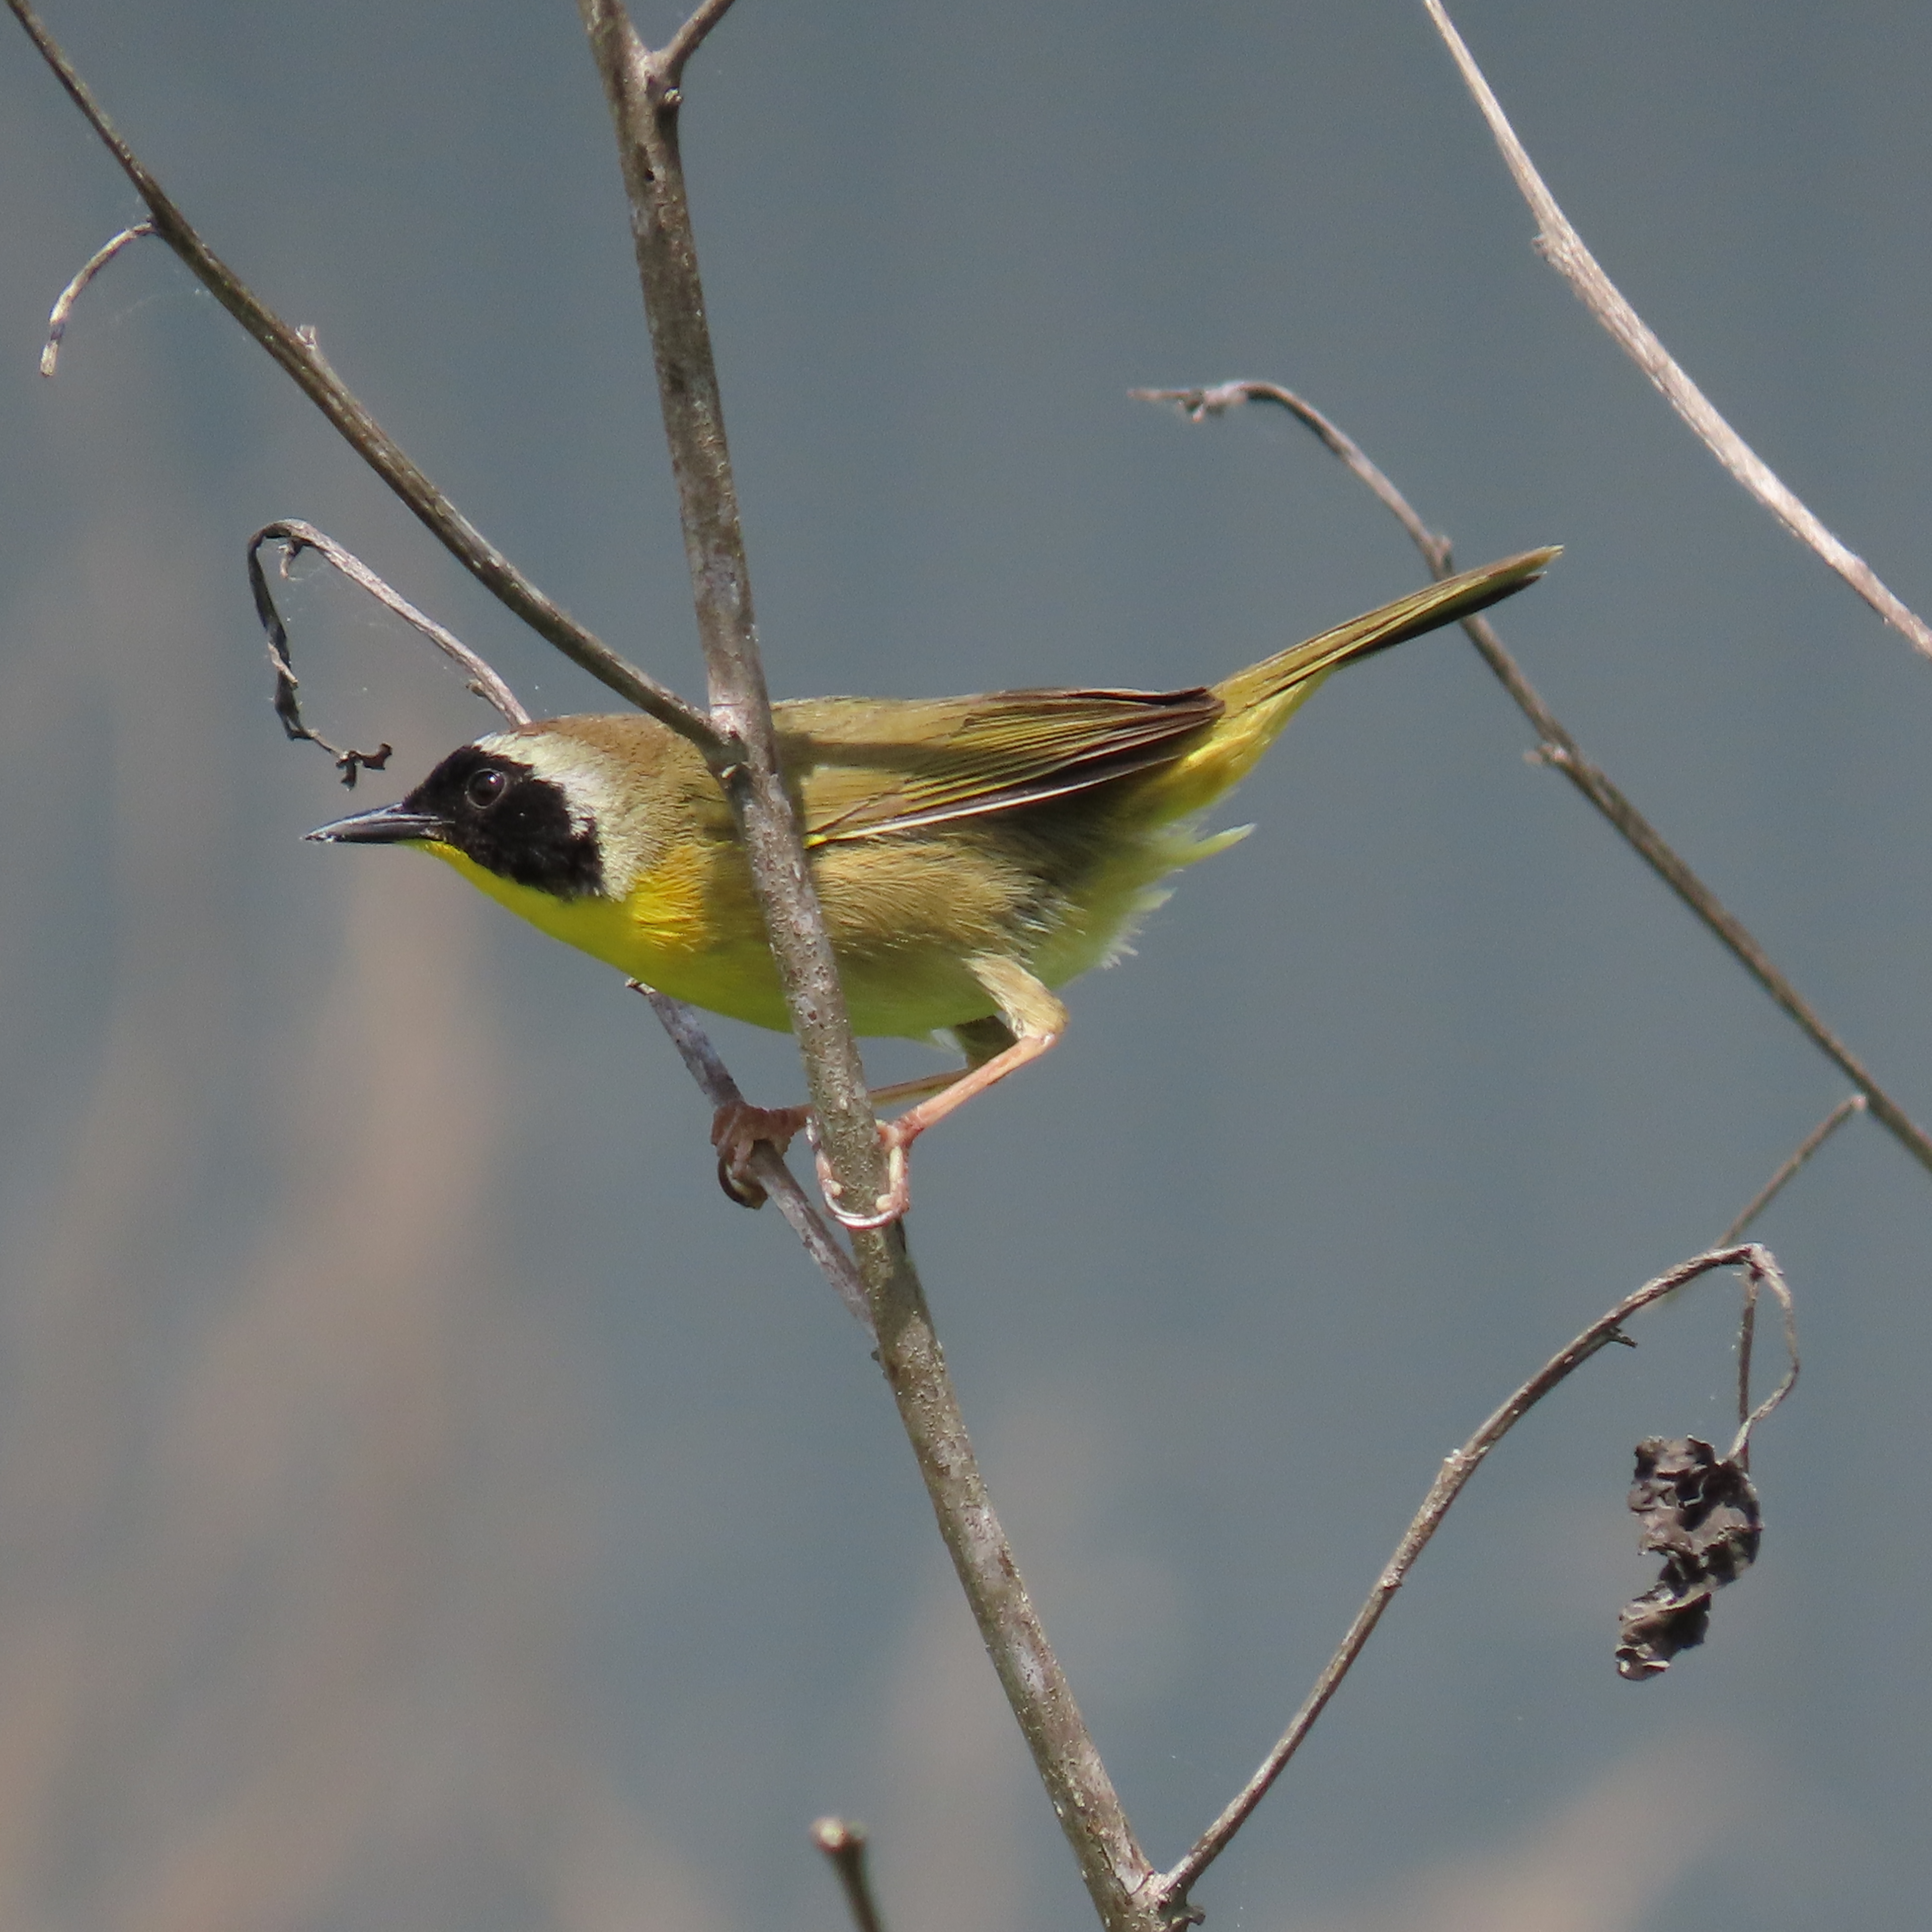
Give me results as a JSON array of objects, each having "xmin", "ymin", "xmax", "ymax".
[{"xmin": 1615, "ymin": 1436, "xmax": 1761, "ymax": 1681}]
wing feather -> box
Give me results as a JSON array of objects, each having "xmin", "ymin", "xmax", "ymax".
[{"xmin": 778, "ymin": 687, "xmax": 1224, "ymax": 846}]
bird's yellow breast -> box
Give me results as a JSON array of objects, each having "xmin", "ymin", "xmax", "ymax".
[
  {"xmin": 428, "ymin": 838, "xmax": 795, "ymax": 1032},
  {"xmin": 422, "ymin": 809, "xmax": 1227, "ymax": 1043}
]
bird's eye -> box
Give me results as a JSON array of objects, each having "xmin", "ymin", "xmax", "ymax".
[{"xmin": 466, "ymin": 766, "xmax": 507, "ymax": 809}]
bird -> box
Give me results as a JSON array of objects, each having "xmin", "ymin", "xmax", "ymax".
[{"xmin": 309, "ymin": 546, "xmax": 1555, "ymax": 1225}]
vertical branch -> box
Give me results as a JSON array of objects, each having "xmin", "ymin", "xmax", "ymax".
[
  {"xmin": 11, "ymin": 4, "xmax": 1158, "ymax": 1916},
  {"xmin": 574, "ymin": 0, "xmax": 886, "ymax": 1220},
  {"xmin": 575, "ymin": 9, "xmax": 1162, "ymax": 1924}
]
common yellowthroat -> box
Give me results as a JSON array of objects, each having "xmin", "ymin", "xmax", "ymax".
[{"xmin": 311, "ymin": 547, "xmax": 1554, "ymax": 1223}]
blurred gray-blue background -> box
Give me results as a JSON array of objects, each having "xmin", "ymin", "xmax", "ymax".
[{"xmin": 3, "ymin": 3, "xmax": 1930, "ymax": 1928}]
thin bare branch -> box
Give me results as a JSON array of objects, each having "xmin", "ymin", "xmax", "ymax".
[
  {"xmin": 1728, "ymin": 1252, "xmax": 1799, "ymax": 1464},
  {"xmin": 1137, "ymin": 383, "xmax": 1932, "ymax": 1186},
  {"xmin": 249, "ymin": 521, "xmax": 532, "ymax": 744},
  {"xmin": 635, "ymin": 986, "xmax": 871, "ymax": 1324},
  {"xmin": 7, "ymin": 0, "xmax": 722, "ymax": 753},
  {"xmin": 658, "ymin": 0, "xmax": 738, "ymax": 85},
  {"xmin": 1130, "ymin": 383, "xmax": 1450, "ymax": 572},
  {"xmin": 1531, "ymin": 730, "xmax": 1932, "ymax": 1180},
  {"xmin": 243, "ymin": 527, "xmax": 392, "ymax": 783},
  {"xmin": 38, "ymin": 218, "xmax": 156, "ymax": 376},
  {"xmin": 811, "ymin": 1819, "xmax": 888, "ymax": 1932},
  {"xmin": 1719, "ymin": 1094, "xmax": 1866, "ymax": 1249},
  {"xmin": 1417, "ymin": 0, "xmax": 1932, "ymax": 662},
  {"xmin": 1157, "ymin": 1243, "xmax": 1790, "ymax": 1913},
  {"xmin": 1714, "ymin": 1096, "xmax": 1855, "ymax": 1459},
  {"xmin": 580, "ymin": 8, "xmax": 1160, "ymax": 1924},
  {"xmin": 575, "ymin": 0, "xmax": 886, "ymax": 1218}
]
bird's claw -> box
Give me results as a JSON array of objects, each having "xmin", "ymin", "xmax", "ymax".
[
  {"xmin": 713, "ymin": 1102, "xmax": 915, "ymax": 1227},
  {"xmin": 814, "ymin": 1124, "xmax": 912, "ymax": 1230},
  {"xmin": 710, "ymin": 1100, "xmax": 808, "ymax": 1210}
]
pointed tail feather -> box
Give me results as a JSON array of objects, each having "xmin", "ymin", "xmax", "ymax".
[
  {"xmin": 1148, "ymin": 546, "xmax": 1558, "ymax": 816},
  {"xmin": 1214, "ymin": 546, "xmax": 1558, "ymax": 715}
]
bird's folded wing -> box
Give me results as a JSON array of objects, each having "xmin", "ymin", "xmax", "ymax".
[{"xmin": 784, "ymin": 687, "xmax": 1224, "ymax": 845}]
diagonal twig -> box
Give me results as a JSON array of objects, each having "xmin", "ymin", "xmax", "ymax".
[
  {"xmin": 658, "ymin": 0, "xmax": 737, "ymax": 86},
  {"xmin": 636, "ymin": 986, "xmax": 871, "ymax": 1325},
  {"xmin": 1135, "ymin": 382, "xmax": 1932, "ymax": 1186},
  {"xmin": 1156, "ymin": 1239, "xmax": 1794, "ymax": 1914},
  {"xmin": 1719, "ymin": 1092, "xmax": 1865, "ymax": 1250},
  {"xmin": 1417, "ymin": 0, "xmax": 1932, "ymax": 663},
  {"xmin": 1155, "ymin": 1092, "xmax": 1820, "ymax": 1910},
  {"xmin": 8, "ymin": 0, "xmax": 723, "ymax": 754}
]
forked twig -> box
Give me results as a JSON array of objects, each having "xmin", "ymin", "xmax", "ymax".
[
  {"xmin": 1714, "ymin": 1092, "xmax": 1855, "ymax": 1453},
  {"xmin": 8, "ymin": 0, "xmax": 723, "ymax": 754},
  {"xmin": 38, "ymin": 218, "xmax": 156, "ymax": 376},
  {"xmin": 1135, "ymin": 382, "xmax": 1932, "ymax": 1185},
  {"xmin": 811, "ymin": 1818, "xmax": 889, "ymax": 1932},
  {"xmin": 1728, "ymin": 1258, "xmax": 1799, "ymax": 1463},
  {"xmin": 658, "ymin": 0, "xmax": 737, "ymax": 85},
  {"xmin": 1418, "ymin": 0, "xmax": 1932, "ymax": 662},
  {"xmin": 1157, "ymin": 1239, "xmax": 1796, "ymax": 1913},
  {"xmin": 246, "ymin": 522, "xmax": 531, "ymax": 787}
]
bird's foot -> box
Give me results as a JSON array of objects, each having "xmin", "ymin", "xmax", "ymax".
[
  {"xmin": 712, "ymin": 1100, "xmax": 917, "ymax": 1226},
  {"xmin": 710, "ymin": 1100, "xmax": 809, "ymax": 1209},
  {"xmin": 814, "ymin": 1118, "xmax": 915, "ymax": 1230}
]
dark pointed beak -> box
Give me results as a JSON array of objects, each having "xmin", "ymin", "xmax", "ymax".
[{"xmin": 305, "ymin": 800, "xmax": 451, "ymax": 845}]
